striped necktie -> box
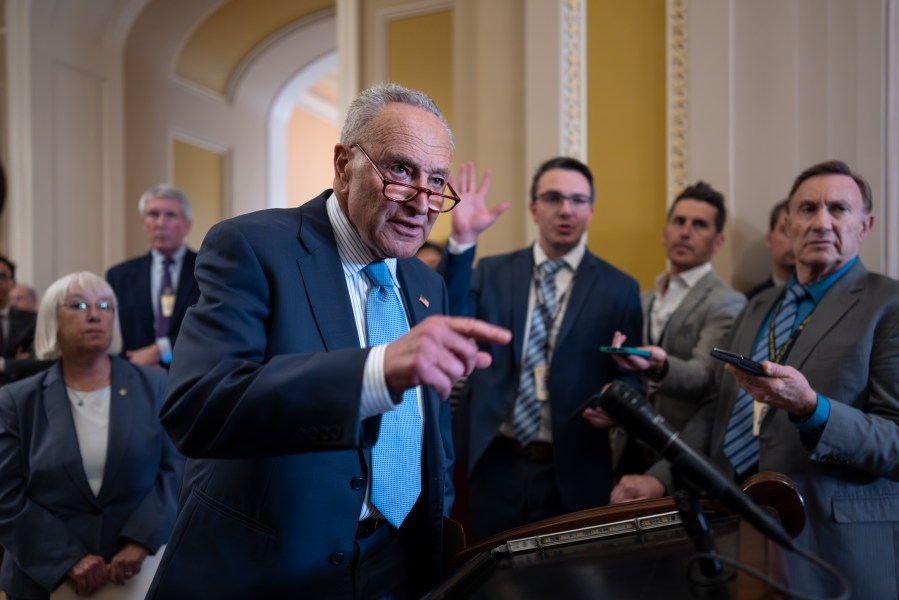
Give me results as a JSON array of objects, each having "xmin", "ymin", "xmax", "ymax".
[
  {"xmin": 513, "ymin": 259, "xmax": 567, "ymax": 444},
  {"xmin": 155, "ymin": 257, "xmax": 175, "ymax": 338},
  {"xmin": 723, "ymin": 281, "xmax": 807, "ymax": 475},
  {"xmin": 363, "ymin": 261, "xmax": 421, "ymax": 527}
]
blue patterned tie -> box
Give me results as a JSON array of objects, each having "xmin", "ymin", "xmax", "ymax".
[
  {"xmin": 363, "ymin": 261, "xmax": 421, "ymax": 527},
  {"xmin": 724, "ymin": 281, "xmax": 807, "ymax": 475},
  {"xmin": 513, "ymin": 259, "xmax": 567, "ymax": 444}
]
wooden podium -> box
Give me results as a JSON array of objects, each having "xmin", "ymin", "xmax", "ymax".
[{"xmin": 429, "ymin": 473, "xmax": 805, "ymax": 599}]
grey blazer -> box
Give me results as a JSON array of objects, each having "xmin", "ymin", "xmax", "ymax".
[
  {"xmin": 643, "ymin": 270, "xmax": 746, "ymax": 432},
  {"xmin": 629, "ymin": 271, "xmax": 744, "ymax": 485},
  {"xmin": 707, "ymin": 260, "xmax": 899, "ymax": 598}
]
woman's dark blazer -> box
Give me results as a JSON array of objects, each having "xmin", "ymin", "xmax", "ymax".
[{"xmin": 0, "ymin": 356, "xmax": 184, "ymax": 599}]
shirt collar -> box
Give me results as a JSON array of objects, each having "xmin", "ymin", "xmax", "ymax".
[
  {"xmin": 326, "ymin": 193, "xmax": 399, "ymax": 284},
  {"xmin": 656, "ymin": 262, "xmax": 711, "ymax": 293},
  {"xmin": 532, "ymin": 241, "xmax": 585, "ymax": 272},
  {"xmin": 793, "ymin": 256, "xmax": 858, "ymax": 304},
  {"xmin": 151, "ymin": 245, "xmax": 187, "ymax": 266}
]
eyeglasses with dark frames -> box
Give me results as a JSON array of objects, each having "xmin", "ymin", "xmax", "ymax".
[{"xmin": 352, "ymin": 144, "xmax": 461, "ymax": 213}]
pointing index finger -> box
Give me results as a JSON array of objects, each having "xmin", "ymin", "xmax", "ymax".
[{"xmin": 447, "ymin": 316, "xmax": 511, "ymax": 345}]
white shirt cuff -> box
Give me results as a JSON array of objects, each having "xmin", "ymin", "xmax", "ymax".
[
  {"xmin": 360, "ymin": 344, "xmax": 398, "ymax": 420},
  {"xmin": 446, "ymin": 237, "xmax": 476, "ymax": 255}
]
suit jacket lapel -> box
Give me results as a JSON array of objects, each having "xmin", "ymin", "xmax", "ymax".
[
  {"xmin": 170, "ymin": 250, "xmax": 198, "ymax": 327},
  {"xmin": 660, "ymin": 271, "xmax": 716, "ymax": 345},
  {"xmin": 786, "ymin": 262, "xmax": 865, "ymax": 369},
  {"xmin": 555, "ymin": 253, "xmax": 598, "ymax": 350},
  {"xmin": 42, "ymin": 365, "xmax": 102, "ymax": 507},
  {"xmin": 138, "ymin": 253, "xmax": 154, "ymax": 323},
  {"xmin": 99, "ymin": 359, "xmax": 134, "ymax": 500},
  {"xmin": 396, "ymin": 260, "xmax": 440, "ymax": 328},
  {"xmin": 295, "ymin": 195, "xmax": 363, "ymax": 351},
  {"xmin": 511, "ymin": 250, "xmax": 534, "ymax": 367}
]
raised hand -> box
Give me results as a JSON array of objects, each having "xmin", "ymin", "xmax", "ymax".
[{"xmin": 449, "ymin": 162, "xmax": 511, "ymax": 244}]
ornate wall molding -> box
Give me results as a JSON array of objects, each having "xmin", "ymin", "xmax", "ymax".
[
  {"xmin": 666, "ymin": 0, "xmax": 688, "ymax": 200},
  {"xmin": 560, "ymin": 0, "xmax": 586, "ymax": 160}
]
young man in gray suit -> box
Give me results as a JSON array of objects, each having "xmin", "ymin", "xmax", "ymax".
[
  {"xmin": 598, "ymin": 182, "xmax": 745, "ymax": 499},
  {"xmin": 614, "ymin": 160, "xmax": 899, "ymax": 598}
]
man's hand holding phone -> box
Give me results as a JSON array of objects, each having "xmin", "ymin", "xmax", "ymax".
[
  {"xmin": 603, "ymin": 331, "xmax": 667, "ymax": 373},
  {"xmin": 713, "ymin": 348, "xmax": 819, "ymax": 419}
]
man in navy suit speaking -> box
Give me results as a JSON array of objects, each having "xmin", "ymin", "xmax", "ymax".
[
  {"xmin": 146, "ymin": 84, "xmax": 510, "ymax": 600},
  {"xmin": 106, "ymin": 184, "xmax": 199, "ymax": 367}
]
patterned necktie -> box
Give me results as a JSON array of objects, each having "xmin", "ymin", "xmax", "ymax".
[
  {"xmin": 513, "ymin": 259, "xmax": 567, "ymax": 444},
  {"xmin": 724, "ymin": 281, "xmax": 807, "ymax": 475},
  {"xmin": 155, "ymin": 258, "xmax": 175, "ymax": 338},
  {"xmin": 363, "ymin": 261, "xmax": 421, "ymax": 527}
]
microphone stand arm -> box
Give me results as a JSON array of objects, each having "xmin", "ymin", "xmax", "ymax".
[{"xmin": 671, "ymin": 463, "xmax": 732, "ymax": 585}]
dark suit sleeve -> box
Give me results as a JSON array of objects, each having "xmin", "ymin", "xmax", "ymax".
[
  {"xmin": 614, "ymin": 279, "xmax": 646, "ymax": 394},
  {"xmin": 120, "ymin": 368, "xmax": 185, "ymax": 553},
  {"xmin": 437, "ymin": 244, "xmax": 476, "ymax": 317},
  {"xmin": 808, "ymin": 306, "xmax": 899, "ymax": 478},
  {"xmin": 161, "ymin": 219, "xmax": 373, "ymax": 459},
  {"xmin": 0, "ymin": 385, "xmax": 87, "ymax": 589}
]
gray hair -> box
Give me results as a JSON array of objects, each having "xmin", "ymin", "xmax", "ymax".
[
  {"xmin": 35, "ymin": 272, "xmax": 123, "ymax": 360},
  {"xmin": 340, "ymin": 83, "xmax": 454, "ymax": 151},
  {"xmin": 138, "ymin": 184, "xmax": 192, "ymax": 221}
]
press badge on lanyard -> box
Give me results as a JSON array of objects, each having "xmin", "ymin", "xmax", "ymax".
[{"xmin": 160, "ymin": 289, "xmax": 176, "ymax": 318}]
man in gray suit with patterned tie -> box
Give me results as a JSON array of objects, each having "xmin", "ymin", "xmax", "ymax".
[{"xmin": 614, "ymin": 160, "xmax": 899, "ymax": 597}]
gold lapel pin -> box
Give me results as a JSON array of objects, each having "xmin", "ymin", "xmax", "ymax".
[
  {"xmin": 418, "ymin": 295, "xmax": 430, "ymax": 308},
  {"xmin": 118, "ymin": 388, "xmax": 127, "ymax": 396}
]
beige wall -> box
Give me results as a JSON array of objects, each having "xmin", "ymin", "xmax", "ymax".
[
  {"xmin": 172, "ymin": 139, "xmax": 224, "ymax": 251},
  {"xmin": 287, "ymin": 106, "xmax": 338, "ymax": 205}
]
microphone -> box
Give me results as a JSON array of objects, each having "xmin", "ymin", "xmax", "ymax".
[{"xmin": 597, "ymin": 381, "xmax": 796, "ymax": 550}]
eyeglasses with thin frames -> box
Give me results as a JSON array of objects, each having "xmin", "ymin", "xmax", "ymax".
[
  {"xmin": 536, "ymin": 191, "xmax": 593, "ymax": 208},
  {"xmin": 63, "ymin": 300, "xmax": 116, "ymax": 315},
  {"xmin": 352, "ymin": 144, "xmax": 461, "ymax": 213}
]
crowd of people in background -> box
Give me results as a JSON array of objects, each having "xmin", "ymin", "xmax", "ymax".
[{"xmin": 0, "ymin": 82, "xmax": 896, "ymax": 599}]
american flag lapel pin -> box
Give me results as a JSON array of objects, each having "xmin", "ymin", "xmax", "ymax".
[{"xmin": 418, "ymin": 295, "xmax": 430, "ymax": 308}]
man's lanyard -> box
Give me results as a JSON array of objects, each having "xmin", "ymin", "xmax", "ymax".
[
  {"xmin": 533, "ymin": 266, "xmax": 572, "ymax": 358},
  {"xmin": 767, "ymin": 293, "xmax": 814, "ymax": 364}
]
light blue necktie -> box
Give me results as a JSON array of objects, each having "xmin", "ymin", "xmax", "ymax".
[
  {"xmin": 363, "ymin": 261, "xmax": 421, "ymax": 527},
  {"xmin": 513, "ymin": 259, "xmax": 567, "ymax": 444},
  {"xmin": 723, "ymin": 281, "xmax": 807, "ymax": 475}
]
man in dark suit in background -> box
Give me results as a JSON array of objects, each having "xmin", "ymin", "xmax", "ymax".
[
  {"xmin": 0, "ymin": 256, "xmax": 39, "ymax": 386},
  {"xmin": 745, "ymin": 198, "xmax": 795, "ymax": 299},
  {"xmin": 441, "ymin": 157, "xmax": 643, "ymax": 540},
  {"xmin": 106, "ymin": 185, "xmax": 199, "ymax": 367},
  {"xmin": 146, "ymin": 83, "xmax": 510, "ymax": 599}
]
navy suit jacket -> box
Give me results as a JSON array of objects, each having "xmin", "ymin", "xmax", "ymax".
[
  {"xmin": 444, "ymin": 246, "xmax": 643, "ymax": 511},
  {"xmin": 147, "ymin": 192, "xmax": 455, "ymax": 599},
  {"xmin": 0, "ymin": 357, "xmax": 183, "ymax": 599},
  {"xmin": 106, "ymin": 249, "xmax": 200, "ymax": 357}
]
